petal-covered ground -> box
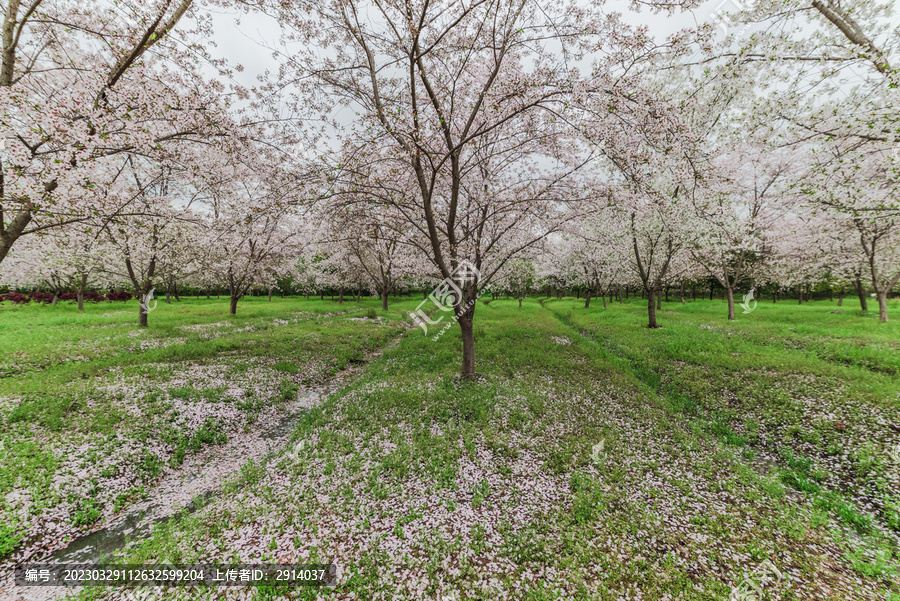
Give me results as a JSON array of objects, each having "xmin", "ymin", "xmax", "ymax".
[{"xmin": 0, "ymin": 296, "xmax": 898, "ymax": 600}]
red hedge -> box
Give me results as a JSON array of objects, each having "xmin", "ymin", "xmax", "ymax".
[{"xmin": 3, "ymin": 293, "xmax": 30, "ymax": 304}]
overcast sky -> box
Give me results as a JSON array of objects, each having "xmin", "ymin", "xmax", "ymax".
[{"xmin": 202, "ymin": 0, "xmax": 728, "ymax": 90}]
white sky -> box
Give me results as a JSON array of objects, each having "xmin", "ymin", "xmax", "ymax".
[{"xmin": 203, "ymin": 0, "xmax": 729, "ymax": 90}]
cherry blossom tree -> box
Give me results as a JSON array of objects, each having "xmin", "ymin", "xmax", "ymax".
[
  {"xmin": 691, "ymin": 147, "xmax": 799, "ymax": 319},
  {"xmin": 803, "ymin": 145, "xmax": 900, "ymax": 321},
  {"xmin": 0, "ymin": 0, "xmax": 237, "ymax": 264},
  {"xmin": 259, "ymin": 0, "xmax": 696, "ymax": 377},
  {"xmin": 494, "ymin": 257, "xmax": 539, "ymax": 309}
]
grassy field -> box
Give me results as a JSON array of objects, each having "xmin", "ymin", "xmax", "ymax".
[{"xmin": 1, "ymin": 294, "xmax": 898, "ymax": 600}]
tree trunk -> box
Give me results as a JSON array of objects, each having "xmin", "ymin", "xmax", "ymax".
[
  {"xmin": 837, "ymin": 286, "xmax": 845, "ymax": 307},
  {"xmin": 876, "ymin": 291, "xmax": 888, "ymax": 322},
  {"xmin": 165, "ymin": 289, "xmax": 172, "ymax": 304},
  {"xmin": 76, "ymin": 273, "xmax": 87, "ymax": 311},
  {"xmin": 798, "ymin": 286, "xmax": 803, "ymax": 305},
  {"xmin": 356, "ymin": 292, "xmax": 361, "ymax": 302},
  {"xmin": 51, "ymin": 294, "xmax": 59, "ymax": 306},
  {"xmin": 854, "ymin": 278, "xmax": 868, "ymax": 311},
  {"xmin": 173, "ymin": 283, "xmax": 180, "ymax": 302},
  {"xmin": 618, "ymin": 286, "xmax": 623, "ymax": 303},
  {"xmin": 584, "ymin": 288, "xmax": 591, "ymax": 309},
  {"xmin": 647, "ymin": 289, "xmax": 659, "ymax": 328},
  {"xmin": 709, "ymin": 285, "xmax": 714, "ymax": 301},
  {"xmin": 680, "ymin": 281, "xmax": 685, "ymax": 304},
  {"xmin": 726, "ymin": 287, "xmax": 735, "ymax": 320},
  {"xmin": 230, "ymin": 295, "xmax": 239, "ymax": 315},
  {"xmin": 518, "ymin": 297, "xmax": 523, "ymax": 308},
  {"xmin": 601, "ymin": 289, "xmax": 607, "ymax": 310},
  {"xmin": 458, "ymin": 312, "xmax": 476, "ymax": 379},
  {"xmin": 338, "ymin": 287, "xmax": 344, "ymax": 304},
  {"xmin": 382, "ymin": 293, "xmax": 388, "ymax": 311},
  {"xmin": 268, "ymin": 286, "xmax": 274, "ymax": 302},
  {"xmin": 665, "ymin": 286, "xmax": 669, "ymax": 302},
  {"xmin": 139, "ymin": 305, "xmax": 148, "ymax": 327}
]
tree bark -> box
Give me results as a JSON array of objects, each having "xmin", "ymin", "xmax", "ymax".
[
  {"xmin": 229, "ymin": 295, "xmax": 239, "ymax": 315},
  {"xmin": 268, "ymin": 286, "xmax": 274, "ymax": 302},
  {"xmin": 798, "ymin": 286, "xmax": 803, "ymax": 305},
  {"xmin": 726, "ymin": 287, "xmax": 735, "ymax": 320},
  {"xmin": 837, "ymin": 286, "xmax": 845, "ymax": 307},
  {"xmin": 338, "ymin": 287, "xmax": 344, "ymax": 304},
  {"xmin": 0, "ymin": 211, "xmax": 33, "ymax": 266},
  {"xmin": 382, "ymin": 293, "xmax": 388, "ymax": 311},
  {"xmin": 584, "ymin": 288, "xmax": 591, "ymax": 309},
  {"xmin": 76, "ymin": 273, "xmax": 88, "ymax": 311},
  {"xmin": 876, "ymin": 291, "xmax": 888, "ymax": 322},
  {"xmin": 854, "ymin": 278, "xmax": 868, "ymax": 311},
  {"xmin": 601, "ymin": 288, "xmax": 607, "ymax": 310},
  {"xmin": 459, "ymin": 312, "xmax": 476, "ymax": 379},
  {"xmin": 647, "ymin": 289, "xmax": 659, "ymax": 328}
]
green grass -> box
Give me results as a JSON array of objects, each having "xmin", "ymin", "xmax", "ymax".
[
  {"xmin": 2, "ymin": 293, "xmax": 899, "ymax": 600},
  {"xmin": 0, "ymin": 294, "xmax": 414, "ymax": 558}
]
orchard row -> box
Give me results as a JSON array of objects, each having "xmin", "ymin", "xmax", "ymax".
[{"xmin": 0, "ymin": 0, "xmax": 897, "ymax": 377}]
